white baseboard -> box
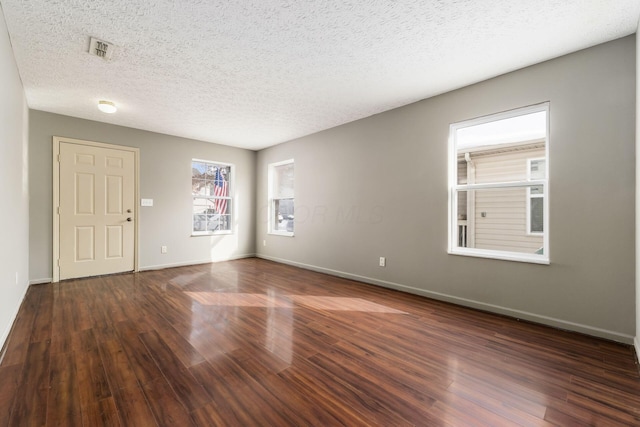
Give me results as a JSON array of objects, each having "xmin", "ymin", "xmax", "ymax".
[
  {"xmin": 0, "ymin": 282, "xmax": 30, "ymax": 358},
  {"xmin": 634, "ymin": 336, "xmax": 640, "ymax": 364},
  {"xmin": 31, "ymin": 253, "xmax": 257, "ymax": 281},
  {"xmin": 257, "ymin": 254, "xmax": 634, "ymax": 345},
  {"xmin": 139, "ymin": 253, "xmax": 256, "ymax": 272}
]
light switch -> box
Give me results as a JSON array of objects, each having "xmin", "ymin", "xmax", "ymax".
[{"xmin": 141, "ymin": 198, "xmax": 153, "ymax": 207}]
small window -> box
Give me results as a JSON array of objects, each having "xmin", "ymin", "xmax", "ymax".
[
  {"xmin": 268, "ymin": 159, "xmax": 294, "ymax": 236},
  {"xmin": 449, "ymin": 103, "xmax": 549, "ymax": 264},
  {"xmin": 192, "ymin": 160, "xmax": 233, "ymax": 235}
]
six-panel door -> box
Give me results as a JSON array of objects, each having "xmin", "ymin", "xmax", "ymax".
[{"xmin": 59, "ymin": 142, "xmax": 135, "ymax": 279}]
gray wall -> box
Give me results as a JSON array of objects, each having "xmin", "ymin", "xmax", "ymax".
[
  {"xmin": 0, "ymin": 7, "xmax": 30, "ymax": 348},
  {"xmin": 29, "ymin": 111, "xmax": 256, "ymax": 282},
  {"xmin": 257, "ymin": 36, "xmax": 636, "ymax": 343},
  {"xmin": 636, "ymin": 28, "xmax": 640, "ymax": 354}
]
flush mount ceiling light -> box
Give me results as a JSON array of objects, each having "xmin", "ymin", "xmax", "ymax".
[{"xmin": 98, "ymin": 100, "xmax": 117, "ymax": 113}]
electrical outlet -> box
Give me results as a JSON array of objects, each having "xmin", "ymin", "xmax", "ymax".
[
  {"xmin": 379, "ymin": 257, "xmax": 386, "ymax": 267},
  {"xmin": 263, "ymin": 240, "xmax": 266, "ymax": 246},
  {"xmin": 161, "ymin": 246, "xmax": 167, "ymax": 254},
  {"xmin": 15, "ymin": 272, "xmax": 18, "ymax": 285}
]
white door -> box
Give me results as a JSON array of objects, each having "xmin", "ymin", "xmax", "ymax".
[{"xmin": 58, "ymin": 141, "xmax": 136, "ymax": 280}]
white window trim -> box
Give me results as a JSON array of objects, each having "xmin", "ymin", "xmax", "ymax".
[
  {"xmin": 448, "ymin": 103, "xmax": 550, "ymax": 264},
  {"xmin": 268, "ymin": 158, "xmax": 294, "ymax": 237},
  {"xmin": 191, "ymin": 159, "xmax": 234, "ymax": 236},
  {"xmin": 526, "ymin": 158, "xmax": 545, "ymax": 236}
]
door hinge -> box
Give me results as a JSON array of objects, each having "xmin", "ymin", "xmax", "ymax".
[
  {"xmin": 57, "ymin": 259, "xmax": 60, "ymax": 267},
  {"xmin": 56, "ymin": 206, "xmax": 60, "ymax": 215},
  {"xmin": 57, "ymin": 154, "xmax": 60, "ymax": 162}
]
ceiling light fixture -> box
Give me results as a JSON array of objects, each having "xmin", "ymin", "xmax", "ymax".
[{"xmin": 98, "ymin": 100, "xmax": 117, "ymax": 113}]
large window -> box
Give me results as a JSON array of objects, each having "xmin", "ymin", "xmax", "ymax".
[
  {"xmin": 449, "ymin": 103, "xmax": 549, "ymax": 264},
  {"xmin": 192, "ymin": 160, "xmax": 233, "ymax": 234},
  {"xmin": 268, "ymin": 159, "xmax": 294, "ymax": 236}
]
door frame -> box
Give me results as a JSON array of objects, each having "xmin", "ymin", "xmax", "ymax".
[{"xmin": 52, "ymin": 136, "xmax": 140, "ymax": 282}]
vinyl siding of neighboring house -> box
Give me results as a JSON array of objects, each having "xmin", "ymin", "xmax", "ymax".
[{"xmin": 459, "ymin": 142, "xmax": 545, "ymax": 253}]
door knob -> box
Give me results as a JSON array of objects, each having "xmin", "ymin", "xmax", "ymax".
[
  {"xmin": 127, "ymin": 209, "xmax": 132, "ymax": 213},
  {"xmin": 127, "ymin": 217, "xmax": 132, "ymax": 222}
]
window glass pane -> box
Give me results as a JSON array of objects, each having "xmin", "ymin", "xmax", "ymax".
[
  {"xmin": 274, "ymin": 198, "xmax": 294, "ymax": 233},
  {"xmin": 214, "ymin": 198, "xmax": 231, "ymax": 215},
  {"xmin": 457, "ymin": 159, "xmax": 467, "ymax": 185},
  {"xmin": 193, "ymin": 214, "xmax": 206, "ymax": 231},
  {"xmin": 530, "ymin": 185, "xmax": 543, "ymax": 195},
  {"xmin": 212, "ymin": 166, "xmax": 230, "ymax": 198},
  {"xmin": 456, "ymin": 111, "xmax": 546, "ymax": 186},
  {"xmin": 530, "ymin": 159, "xmax": 546, "ymax": 180},
  {"xmin": 458, "ymin": 141, "xmax": 546, "ymax": 185},
  {"xmin": 457, "ymin": 111, "xmax": 546, "ymax": 149},
  {"xmin": 204, "ymin": 163, "xmax": 216, "ymax": 178},
  {"xmin": 206, "ymin": 214, "xmax": 220, "ymax": 232},
  {"xmin": 456, "ymin": 190, "xmax": 469, "ymax": 247},
  {"xmin": 192, "ymin": 179, "xmax": 206, "ymax": 196},
  {"xmin": 219, "ymin": 215, "xmax": 231, "ymax": 231},
  {"xmin": 192, "ymin": 162, "xmax": 206, "ymax": 179},
  {"xmin": 274, "ymin": 163, "xmax": 294, "ymax": 198},
  {"xmin": 455, "ymin": 187, "xmax": 543, "ymax": 255},
  {"xmin": 530, "ymin": 197, "xmax": 544, "ymax": 233}
]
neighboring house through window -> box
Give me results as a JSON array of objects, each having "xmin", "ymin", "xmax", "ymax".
[
  {"xmin": 192, "ymin": 160, "xmax": 233, "ymax": 234},
  {"xmin": 449, "ymin": 103, "xmax": 549, "ymax": 263},
  {"xmin": 268, "ymin": 159, "xmax": 294, "ymax": 236},
  {"xmin": 527, "ymin": 158, "xmax": 545, "ymax": 235}
]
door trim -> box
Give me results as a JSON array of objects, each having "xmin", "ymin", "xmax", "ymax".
[{"xmin": 52, "ymin": 136, "xmax": 140, "ymax": 282}]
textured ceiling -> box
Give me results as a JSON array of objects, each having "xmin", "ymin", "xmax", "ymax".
[{"xmin": 2, "ymin": 1, "xmax": 640, "ymax": 150}]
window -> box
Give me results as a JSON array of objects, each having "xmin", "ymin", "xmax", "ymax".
[
  {"xmin": 192, "ymin": 160, "xmax": 233, "ymax": 234},
  {"xmin": 268, "ymin": 159, "xmax": 294, "ymax": 236},
  {"xmin": 449, "ymin": 103, "xmax": 549, "ymax": 264}
]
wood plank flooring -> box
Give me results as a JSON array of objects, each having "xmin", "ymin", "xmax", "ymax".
[{"xmin": 1, "ymin": 258, "xmax": 639, "ymax": 426}]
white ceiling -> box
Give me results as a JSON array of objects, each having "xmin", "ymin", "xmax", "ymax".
[{"xmin": 2, "ymin": 1, "xmax": 639, "ymax": 150}]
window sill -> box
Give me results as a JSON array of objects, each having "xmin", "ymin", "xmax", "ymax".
[
  {"xmin": 449, "ymin": 248, "xmax": 549, "ymax": 265},
  {"xmin": 191, "ymin": 231, "xmax": 233, "ymax": 237},
  {"xmin": 268, "ymin": 231, "xmax": 294, "ymax": 237}
]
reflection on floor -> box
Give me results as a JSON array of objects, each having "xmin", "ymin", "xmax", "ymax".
[{"xmin": 186, "ymin": 292, "xmax": 407, "ymax": 313}]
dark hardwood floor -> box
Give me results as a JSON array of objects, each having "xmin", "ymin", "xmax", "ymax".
[{"xmin": 1, "ymin": 258, "xmax": 639, "ymax": 426}]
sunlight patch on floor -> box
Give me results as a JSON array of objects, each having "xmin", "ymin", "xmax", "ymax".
[{"xmin": 184, "ymin": 292, "xmax": 407, "ymax": 314}]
